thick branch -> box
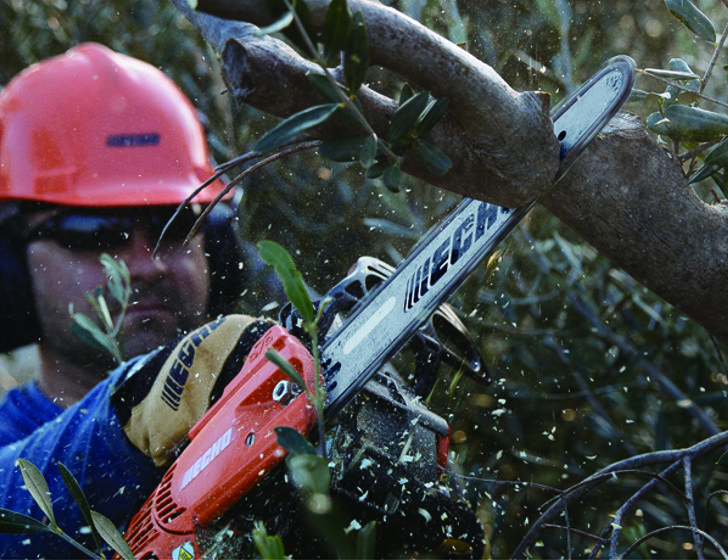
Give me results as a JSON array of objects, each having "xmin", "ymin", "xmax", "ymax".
[
  {"xmin": 171, "ymin": 0, "xmax": 728, "ymax": 343},
  {"xmin": 544, "ymin": 114, "xmax": 728, "ymax": 343},
  {"xmin": 183, "ymin": 0, "xmax": 560, "ymax": 208}
]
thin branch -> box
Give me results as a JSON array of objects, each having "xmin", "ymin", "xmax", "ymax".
[
  {"xmin": 683, "ymin": 456, "xmax": 704, "ymax": 560},
  {"xmin": 618, "ymin": 525, "xmax": 728, "ymax": 560},
  {"xmin": 701, "ymin": 20, "xmax": 728, "ymax": 93},
  {"xmin": 540, "ymin": 468, "xmax": 685, "ymax": 514},
  {"xmin": 637, "ymin": 68, "xmax": 728, "ymax": 111},
  {"xmin": 678, "ymin": 137, "xmax": 722, "ymax": 163},
  {"xmin": 542, "ymin": 523, "xmax": 608, "ymax": 546},
  {"xmin": 153, "ymin": 140, "xmax": 321, "ymax": 256},
  {"xmin": 514, "ymin": 431, "xmax": 728, "ymax": 558},
  {"xmin": 603, "ymin": 460, "xmax": 683, "ymax": 559},
  {"xmin": 452, "ymin": 473, "xmax": 561, "ymax": 495}
]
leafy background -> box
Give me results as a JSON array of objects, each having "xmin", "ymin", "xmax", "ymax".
[{"xmin": 2, "ymin": 0, "xmax": 728, "ymax": 556}]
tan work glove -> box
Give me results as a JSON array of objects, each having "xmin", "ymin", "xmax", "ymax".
[{"xmin": 113, "ymin": 314, "xmax": 272, "ymax": 466}]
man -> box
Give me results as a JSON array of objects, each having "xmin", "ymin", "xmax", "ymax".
[{"xmin": 0, "ymin": 43, "xmax": 270, "ymax": 557}]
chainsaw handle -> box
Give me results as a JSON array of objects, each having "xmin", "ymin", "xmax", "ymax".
[{"xmin": 123, "ymin": 326, "xmax": 318, "ymax": 558}]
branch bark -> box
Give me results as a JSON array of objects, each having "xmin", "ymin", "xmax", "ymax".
[{"xmin": 172, "ymin": 0, "xmax": 728, "ymax": 344}]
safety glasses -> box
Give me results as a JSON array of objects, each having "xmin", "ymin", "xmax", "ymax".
[{"xmin": 25, "ymin": 207, "xmax": 202, "ymax": 251}]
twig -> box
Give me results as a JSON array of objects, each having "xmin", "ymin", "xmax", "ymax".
[
  {"xmin": 678, "ymin": 138, "xmax": 722, "ymax": 163},
  {"xmin": 701, "ymin": 20, "xmax": 728, "ymax": 93},
  {"xmin": 513, "ymin": 431, "xmax": 728, "ymax": 558},
  {"xmin": 601, "ymin": 460, "xmax": 683, "ymax": 560},
  {"xmin": 705, "ymin": 489, "xmax": 728, "ymax": 535},
  {"xmin": 618, "ymin": 525, "xmax": 728, "ymax": 559},
  {"xmin": 683, "ymin": 456, "xmax": 705, "ymax": 559},
  {"xmin": 637, "ymin": 68, "xmax": 728, "ymax": 111},
  {"xmin": 542, "ymin": 523, "xmax": 608, "ymax": 545},
  {"xmin": 153, "ymin": 140, "xmax": 321, "ymax": 256},
  {"xmin": 540, "ymin": 468, "xmax": 685, "ymax": 515}
]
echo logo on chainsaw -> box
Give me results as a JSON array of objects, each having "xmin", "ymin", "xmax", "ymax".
[
  {"xmin": 403, "ymin": 203, "xmax": 510, "ymax": 311},
  {"xmin": 180, "ymin": 427, "xmax": 233, "ymax": 489}
]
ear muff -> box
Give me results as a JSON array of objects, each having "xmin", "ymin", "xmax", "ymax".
[
  {"xmin": 0, "ymin": 232, "xmax": 40, "ymax": 352},
  {"xmin": 0, "ymin": 204, "xmax": 245, "ymax": 354}
]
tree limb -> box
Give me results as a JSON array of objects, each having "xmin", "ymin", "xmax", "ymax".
[
  {"xmin": 178, "ymin": 0, "xmax": 560, "ymax": 208},
  {"xmin": 171, "ymin": 0, "xmax": 728, "ymax": 343}
]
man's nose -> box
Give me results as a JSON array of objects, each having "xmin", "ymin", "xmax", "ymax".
[{"xmin": 120, "ymin": 228, "xmax": 169, "ymax": 277}]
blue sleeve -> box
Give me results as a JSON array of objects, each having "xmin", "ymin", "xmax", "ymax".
[{"xmin": 0, "ymin": 357, "xmax": 166, "ymax": 559}]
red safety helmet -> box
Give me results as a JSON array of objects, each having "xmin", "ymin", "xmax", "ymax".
[{"xmin": 0, "ymin": 42, "xmax": 225, "ymax": 207}]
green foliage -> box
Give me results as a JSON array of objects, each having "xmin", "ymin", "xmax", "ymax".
[
  {"xmin": 664, "ymin": 0, "xmax": 715, "ymax": 44},
  {"xmin": 0, "ymin": 460, "xmax": 134, "ymax": 560},
  {"xmin": 258, "ymin": 240, "xmax": 326, "ymax": 434},
  {"xmin": 273, "ymin": 425, "xmax": 377, "ymax": 558},
  {"xmin": 69, "ymin": 254, "xmax": 131, "ymax": 366},
  {"xmin": 5, "ymin": 0, "xmax": 728, "ymax": 558},
  {"xmin": 647, "ymin": 104, "xmax": 728, "ymax": 142},
  {"xmin": 258, "ymin": 245, "xmax": 380, "ymax": 559},
  {"xmin": 252, "ymin": 520, "xmax": 287, "ymax": 559},
  {"xmin": 253, "ymin": 0, "xmax": 450, "ymax": 190},
  {"xmin": 631, "ymin": 4, "xmax": 728, "ymax": 204},
  {"xmin": 258, "ymin": 240, "xmax": 315, "ymax": 326}
]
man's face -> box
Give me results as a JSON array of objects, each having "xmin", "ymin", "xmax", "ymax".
[{"xmin": 25, "ymin": 206, "xmax": 211, "ymax": 369}]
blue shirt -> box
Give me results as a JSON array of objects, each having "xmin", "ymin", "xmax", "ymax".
[{"xmin": 0, "ymin": 355, "xmax": 165, "ymax": 559}]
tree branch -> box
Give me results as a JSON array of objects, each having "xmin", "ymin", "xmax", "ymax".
[
  {"xmin": 176, "ymin": 0, "xmax": 560, "ymax": 209},
  {"xmin": 170, "ymin": 0, "xmax": 728, "ymax": 344},
  {"xmin": 544, "ymin": 115, "xmax": 728, "ymax": 343}
]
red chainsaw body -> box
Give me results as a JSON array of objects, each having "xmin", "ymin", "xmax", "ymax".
[{"xmin": 122, "ymin": 325, "xmax": 318, "ymax": 559}]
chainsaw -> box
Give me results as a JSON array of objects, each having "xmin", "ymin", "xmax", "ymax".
[{"xmin": 121, "ymin": 57, "xmax": 634, "ymax": 559}]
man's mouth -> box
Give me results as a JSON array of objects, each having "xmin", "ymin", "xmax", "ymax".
[{"xmin": 123, "ymin": 300, "xmax": 176, "ymax": 321}]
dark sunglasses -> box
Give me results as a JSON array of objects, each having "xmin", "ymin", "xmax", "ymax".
[{"xmin": 25, "ymin": 207, "xmax": 202, "ymax": 251}]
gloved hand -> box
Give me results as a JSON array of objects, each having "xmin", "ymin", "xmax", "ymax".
[{"xmin": 113, "ymin": 314, "xmax": 272, "ymax": 466}]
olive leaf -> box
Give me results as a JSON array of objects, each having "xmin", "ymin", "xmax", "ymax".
[
  {"xmin": 0, "ymin": 509, "xmax": 51, "ymax": 534},
  {"xmin": 366, "ymin": 159, "xmax": 389, "ymax": 179},
  {"xmin": 665, "ymin": 0, "xmax": 715, "ymax": 44},
  {"xmin": 287, "ymin": 454, "xmax": 331, "ymax": 495},
  {"xmin": 69, "ymin": 312, "xmax": 117, "ymax": 358},
  {"xmin": 17, "ymin": 459, "xmax": 56, "ymax": 529},
  {"xmin": 58, "ymin": 463, "xmax": 103, "ymax": 554},
  {"xmin": 414, "ymin": 97, "xmax": 450, "ymax": 137},
  {"xmin": 90, "ymin": 511, "xmax": 135, "ymax": 560},
  {"xmin": 688, "ymin": 137, "xmax": 728, "ymax": 184},
  {"xmin": 256, "ymin": 10, "xmax": 295, "ymax": 37},
  {"xmin": 265, "ymin": 348, "xmax": 308, "ymax": 391},
  {"xmin": 360, "ymin": 134, "xmax": 378, "ymax": 167},
  {"xmin": 252, "ymin": 520, "xmax": 287, "ymax": 560},
  {"xmin": 417, "ymin": 139, "xmax": 453, "ymax": 176},
  {"xmin": 322, "ymin": 0, "xmax": 351, "ymax": 66},
  {"xmin": 258, "ymin": 240, "xmax": 314, "ymax": 325},
  {"xmin": 344, "ymin": 10, "xmax": 369, "ymax": 95},
  {"xmin": 647, "ymin": 105, "xmax": 728, "ymax": 142},
  {"xmin": 386, "ymin": 91, "xmax": 430, "ymax": 143},
  {"xmin": 265, "ymin": 0, "xmax": 316, "ymax": 54},
  {"xmin": 399, "ymin": 83, "xmax": 415, "ymax": 105},
  {"xmin": 307, "ymin": 72, "xmax": 343, "ymax": 104},
  {"xmin": 101, "ymin": 253, "xmax": 130, "ymax": 306},
  {"xmin": 382, "ymin": 161, "xmax": 401, "ymax": 192},
  {"xmin": 355, "ymin": 521, "xmax": 377, "ymax": 559},
  {"xmin": 254, "ymin": 104, "xmax": 340, "ymax": 154},
  {"xmin": 275, "ymin": 426, "xmax": 318, "ymax": 457}
]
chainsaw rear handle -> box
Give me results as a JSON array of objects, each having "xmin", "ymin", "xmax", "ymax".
[{"xmin": 122, "ymin": 325, "xmax": 318, "ymax": 559}]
